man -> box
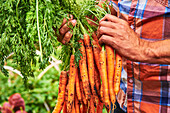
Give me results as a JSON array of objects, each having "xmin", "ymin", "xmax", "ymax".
[{"xmin": 58, "ymin": 0, "xmax": 170, "ymax": 112}]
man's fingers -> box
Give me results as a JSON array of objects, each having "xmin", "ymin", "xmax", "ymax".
[
  {"xmin": 59, "ymin": 19, "xmax": 77, "ymax": 35},
  {"xmin": 99, "ymin": 26, "xmax": 118, "ymax": 37},
  {"xmin": 57, "ymin": 35, "xmax": 63, "ymax": 42},
  {"xmin": 100, "ymin": 14, "xmax": 124, "ymax": 24},
  {"xmin": 99, "ymin": 21, "xmax": 117, "ymax": 29},
  {"xmin": 61, "ymin": 15, "xmax": 73, "ymax": 28},
  {"xmin": 98, "ymin": 35, "xmax": 115, "ymax": 47},
  {"xmin": 61, "ymin": 31, "xmax": 73, "ymax": 44}
]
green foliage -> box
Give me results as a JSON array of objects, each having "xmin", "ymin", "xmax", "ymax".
[
  {"xmin": 0, "ymin": 0, "xmax": 66, "ymax": 80},
  {"xmin": 0, "ymin": 64, "xmax": 61, "ymax": 113},
  {"xmin": 0, "ymin": 0, "xmax": 109, "ymax": 79}
]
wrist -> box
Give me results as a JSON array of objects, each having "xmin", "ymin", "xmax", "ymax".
[
  {"xmin": 137, "ymin": 39, "xmax": 156, "ymax": 62},
  {"xmin": 140, "ymin": 40, "xmax": 163, "ymax": 62}
]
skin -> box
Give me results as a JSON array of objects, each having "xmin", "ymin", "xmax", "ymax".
[
  {"xmin": 57, "ymin": 1, "xmax": 115, "ymax": 44},
  {"xmin": 98, "ymin": 14, "xmax": 170, "ymax": 64},
  {"xmin": 56, "ymin": 1, "xmax": 170, "ymax": 64},
  {"xmin": 57, "ymin": 15, "xmax": 77, "ymax": 44}
]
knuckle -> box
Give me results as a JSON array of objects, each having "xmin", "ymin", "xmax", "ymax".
[
  {"xmin": 100, "ymin": 35, "xmax": 106, "ymax": 41},
  {"xmin": 100, "ymin": 21, "xmax": 105, "ymax": 26},
  {"xmin": 122, "ymin": 20, "xmax": 128, "ymax": 26},
  {"xmin": 99, "ymin": 27, "xmax": 105, "ymax": 33},
  {"xmin": 71, "ymin": 19, "xmax": 77, "ymax": 26},
  {"xmin": 105, "ymin": 14, "xmax": 109, "ymax": 17},
  {"xmin": 68, "ymin": 14, "xmax": 73, "ymax": 20},
  {"xmin": 59, "ymin": 28, "xmax": 65, "ymax": 35}
]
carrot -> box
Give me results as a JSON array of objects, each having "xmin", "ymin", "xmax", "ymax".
[
  {"xmin": 79, "ymin": 40, "xmax": 87, "ymax": 61},
  {"xmin": 63, "ymin": 82, "xmax": 69, "ymax": 113},
  {"xmin": 92, "ymin": 40, "xmax": 101, "ymax": 72},
  {"xmin": 97, "ymin": 100, "xmax": 103, "ymax": 113},
  {"xmin": 80, "ymin": 105, "xmax": 83, "ymax": 113},
  {"xmin": 67, "ymin": 55, "xmax": 76, "ymax": 113},
  {"xmin": 75, "ymin": 94, "xmax": 80, "ymax": 113},
  {"xmin": 79, "ymin": 40, "xmax": 91, "ymax": 101},
  {"xmin": 75, "ymin": 69, "xmax": 82, "ymax": 103},
  {"xmin": 83, "ymin": 34, "xmax": 98, "ymax": 106},
  {"xmin": 100, "ymin": 82, "xmax": 104, "ymax": 103},
  {"xmin": 88, "ymin": 95, "xmax": 95, "ymax": 113},
  {"xmin": 105, "ymin": 45, "xmax": 116, "ymax": 105},
  {"xmin": 92, "ymin": 32, "xmax": 98, "ymax": 42},
  {"xmin": 65, "ymin": 84, "xmax": 69, "ymax": 104},
  {"xmin": 79, "ymin": 77, "xmax": 87, "ymax": 105},
  {"xmin": 94, "ymin": 65, "xmax": 101, "ymax": 97},
  {"xmin": 92, "ymin": 40, "xmax": 102, "ymax": 97},
  {"xmin": 80, "ymin": 102, "xmax": 87, "ymax": 113},
  {"xmin": 99, "ymin": 46, "xmax": 110, "ymax": 110},
  {"xmin": 92, "ymin": 33, "xmax": 102, "ymax": 50},
  {"xmin": 52, "ymin": 71, "xmax": 68, "ymax": 113},
  {"xmin": 63, "ymin": 102, "xmax": 67, "ymax": 113},
  {"xmin": 83, "ymin": 103, "xmax": 88, "ymax": 113},
  {"xmin": 71, "ymin": 102, "xmax": 75, "ymax": 113},
  {"xmin": 114, "ymin": 52, "xmax": 122, "ymax": 95}
]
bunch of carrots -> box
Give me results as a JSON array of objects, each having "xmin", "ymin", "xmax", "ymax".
[
  {"xmin": 52, "ymin": 0, "xmax": 122, "ymax": 113},
  {"xmin": 52, "ymin": 33, "xmax": 122, "ymax": 113}
]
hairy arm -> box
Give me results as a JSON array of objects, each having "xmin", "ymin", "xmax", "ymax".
[
  {"xmin": 98, "ymin": 14, "xmax": 170, "ymax": 64},
  {"xmin": 139, "ymin": 39, "xmax": 170, "ymax": 64}
]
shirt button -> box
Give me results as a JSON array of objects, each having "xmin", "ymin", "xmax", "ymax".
[{"xmin": 129, "ymin": 78, "xmax": 133, "ymax": 83}]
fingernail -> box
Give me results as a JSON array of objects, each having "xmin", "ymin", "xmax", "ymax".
[{"xmin": 72, "ymin": 19, "xmax": 77, "ymax": 24}]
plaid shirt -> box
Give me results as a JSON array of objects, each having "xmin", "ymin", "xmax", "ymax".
[{"xmin": 110, "ymin": 0, "xmax": 170, "ymax": 113}]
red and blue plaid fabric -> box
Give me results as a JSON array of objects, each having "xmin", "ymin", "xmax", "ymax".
[{"xmin": 110, "ymin": 0, "xmax": 170, "ymax": 113}]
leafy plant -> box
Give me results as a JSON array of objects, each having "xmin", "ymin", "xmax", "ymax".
[
  {"xmin": 0, "ymin": 59, "xmax": 61, "ymax": 113},
  {"xmin": 0, "ymin": 0, "xmax": 66, "ymax": 81},
  {"xmin": 0, "ymin": 0, "xmax": 108, "ymax": 80}
]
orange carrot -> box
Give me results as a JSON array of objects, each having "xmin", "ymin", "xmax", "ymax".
[
  {"xmin": 97, "ymin": 99, "xmax": 103, "ymax": 113},
  {"xmin": 79, "ymin": 77, "xmax": 87, "ymax": 105},
  {"xmin": 84, "ymin": 34, "xmax": 98, "ymax": 106},
  {"xmin": 65, "ymin": 84, "xmax": 69, "ymax": 104},
  {"xmin": 88, "ymin": 95, "xmax": 95, "ymax": 113},
  {"xmin": 52, "ymin": 71, "xmax": 68, "ymax": 113},
  {"xmin": 67, "ymin": 55, "xmax": 76, "ymax": 113},
  {"xmin": 100, "ymin": 83, "xmax": 104, "ymax": 103},
  {"xmin": 92, "ymin": 40, "xmax": 101, "ymax": 72},
  {"xmin": 80, "ymin": 103, "xmax": 86, "ymax": 113},
  {"xmin": 92, "ymin": 33, "xmax": 102, "ymax": 50},
  {"xmin": 63, "ymin": 81, "xmax": 68, "ymax": 113},
  {"xmin": 99, "ymin": 46, "xmax": 110, "ymax": 110},
  {"xmin": 63, "ymin": 102, "xmax": 67, "ymax": 113},
  {"xmin": 79, "ymin": 40, "xmax": 87, "ymax": 61},
  {"xmin": 114, "ymin": 52, "xmax": 122, "ymax": 95},
  {"xmin": 92, "ymin": 40, "xmax": 102, "ymax": 97},
  {"xmin": 75, "ymin": 94, "xmax": 80, "ymax": 113},
  {"xmin": 75, "ymin": 69, "xmax": 82, "ymax": 103},
  {"xmin": 79, "ymin": 40, "xmax": 91, "ymax": 101},
  {"xmin": 83, "ymin": 103, "xmax": 88, "ymax": 113},
  {"xmin": 80, "ymin": 105, "xmax": 83, "ymax": 113},
  {"xmin": 71, "ymin": 101, "xmax": 75, "ymax": 113},
  {"xmin": 105, "ymin": 45, "xmax": 116, "ymax": 105},
  {"xmin": 94, "ymin": 65, "xmax": 101, "ymax": 97},
  {"xmin": 92, "ymin": 32, "xmax": 98, "ymax": 42}
]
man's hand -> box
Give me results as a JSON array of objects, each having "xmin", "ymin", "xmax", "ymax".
[
  {"xmin": 98, "ymin": 14, "xmax": 170, "ymax": 64},
  {"xmin": 55, "ymin": 15, "xmax": 77, "ymax": 44},
  {"xmin": 98, "ymin": 14, "xmax": 146, "ymax": 62},
  {"xmin": 55, "ymin": 15, "xmax": 97, "ymax": 44}
]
